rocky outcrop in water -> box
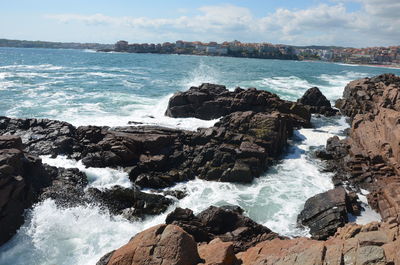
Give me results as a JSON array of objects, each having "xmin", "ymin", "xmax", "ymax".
[
  {"xmin": 165, "ymin": 83, "xmax": 311, "ymax": 127},
  {"xmin": 0, "ymin": 112, "xmax": 298, "ymax": 187},
  {"xmin": 298, "ymin": 186, "xmax": 361, "ymax": 240},
  {"xmin": 87, "ymin": 185, "xmax": 173, "ymax": 221},
  {"xmin": 297, "ymin": 86, "xmax": 338, "ymax": 116},
  {"xmin": 0, "ymin": 117, "xmax": 77, "ymax": 156},
  {"xmin": 165, "ymin": 206, "xmax": 284, "ymax": 253}
]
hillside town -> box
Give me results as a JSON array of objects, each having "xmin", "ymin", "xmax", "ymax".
[{"xmin": 107, "ymin": 40, "xmax": 400, "ymax": 67}]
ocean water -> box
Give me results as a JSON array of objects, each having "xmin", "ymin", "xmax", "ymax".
[{"xmin": 0, "ymin": 48, "xmax": 399, "ymax": 265}]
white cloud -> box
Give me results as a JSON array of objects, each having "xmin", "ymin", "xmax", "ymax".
[{"xmin": 44, "ymin": 2, "xmax": 400, "ymax": 46}]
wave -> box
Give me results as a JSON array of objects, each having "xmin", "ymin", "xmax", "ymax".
[{"xmin": 41, "ymin": 156, "xmax": 132, "ymax": 189}]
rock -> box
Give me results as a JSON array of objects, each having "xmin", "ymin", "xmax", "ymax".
[
  {"xmin": 297, "ymin": 87, "xmax": 338, "ymax": 116},
  {"xmin": 39, "ymin": 167, "xmax": 88, "ymax": 207},
  {"xmin": 328, "ymin": 73, "xmax": 400, "ymax": 220},
  {"xmin": 0, "ymin": 117, "xmax": 77, "ymax": 156},
  {"xmin": 165, "ymin": 83, "xmax": 311, "ymax": 126},
  {"xmin": 166, "ymin": 206, "xmax": 284, "ymax": 253},
  {"xmin": 198, "ymin": 238, "xmax": 239, "ymax": 265},
  {"xmin": 239, "ymin": 221, "xmax": 399, "ymax": 265},
  {"xmin": 298, "ymin": 187, "xmax": 361, "ymax": 240},
  {"xmin": 100, "ymin": 224, "xmax": 202, "ymax": 265},
  {"xmin": 86, "ymin": 185, "xmax": 173, "ymax": 220},
  {"xmin": 0, "ymin": 135, "xmax": 56, "ymax": 246}
]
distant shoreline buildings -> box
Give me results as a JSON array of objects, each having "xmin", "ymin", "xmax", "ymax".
[
  {"xmin": 0, "ymin": 38, "xmax": 398, "ymax": 67},
  {"xmin": 104, "ymin": 40, "xmax": 400, "ymax": 67},
  {"xmin": 106, "ymin": 40, "xmax": 298, "ymax": 60}
]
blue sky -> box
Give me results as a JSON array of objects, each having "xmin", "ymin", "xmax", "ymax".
[{"xmin": 0, "ymin": 0, "xmax": 399, "ymax": 47}]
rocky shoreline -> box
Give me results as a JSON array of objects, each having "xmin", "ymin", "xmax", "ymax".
[{"xmin": 1, "ymin": 74, "xmax": 399, "ymax": 264}]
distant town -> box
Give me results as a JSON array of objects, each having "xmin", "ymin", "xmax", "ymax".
[
  {"xmin": 1, "ymin": 38, "xmax": 399, "ymax": 67},
  {"xmin": 105, "ymin": 40, "xmax": 400, "ymax": 67}
]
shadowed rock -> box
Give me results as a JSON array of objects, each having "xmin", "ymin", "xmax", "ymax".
[
  {"xmin": 165, "ymin": 83, "xmax": 311, "ymax": 127},
  {"xmin": 166, "ymin": 205, "xmax": 284, "ymax": 253},
  {"xmin": 298, "ymin": 187, "xmax": 361, "ymax": 240},
  {"xmin": 297, "ymin": 87, "xmax": 338, "ymax": 116}
]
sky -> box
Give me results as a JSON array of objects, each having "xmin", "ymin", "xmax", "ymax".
[{"xmin": 0, "ymin": 0, "xmax": 399, "ymax": 47}]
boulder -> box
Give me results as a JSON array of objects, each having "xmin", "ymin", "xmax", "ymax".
[
  {"xmin": 98, "ymin": 224, "xmax": 202, "ymax": 265},
  {"xmin": 166, "ymin": 206, "xmax": 284, "ymax": 253},
  {"xmin": 198, "ymin": 238, "xmax": 239, "ymax": 265},
  {"xmin": 297, "ymin": 87, "xmax": 338, "ymax": 116},
  {"xmin": 298, "ymin": 187, "xmax": 361, "ymax": 240},
  {"xmin": 87, "ymin": 185, "xmax": 173, "ymax": 220}
]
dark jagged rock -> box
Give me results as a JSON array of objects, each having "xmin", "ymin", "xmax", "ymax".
[
  {"xmin": 0, "ymin": 116, "xmax": 77, "ymax": 156},
  {"xmin": 39, "ymin": 167, "xmax": 88, "ymax": 207},
  {"xmin": 166, "ymin": 206, "xmax": 284, "ymax": 253},
  {"xmin": 298, "ymin": 187, "xmax": 361, "ymax": 240},
  {"xmin": 86, "ymin": 185, "xmax": 173, "ymax": 220},
  {"xmin": 297, "ymin": 87, "xmax": 338, "ymax": 116},
  {"xmin": 165, "ymin": 83, "xmax": 311, "ymax": 126},
  {"xmin": 0, "ymin": 135, "xmax": 57, "ymax": 246}
]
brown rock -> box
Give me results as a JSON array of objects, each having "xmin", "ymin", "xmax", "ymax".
[
  {"xmin": 198, "ymin": 238, "xmax": 239, "ymax": 265},
  {"xmin": 105, "ymin": 224, "xmax": 202, "ymax": 265}
]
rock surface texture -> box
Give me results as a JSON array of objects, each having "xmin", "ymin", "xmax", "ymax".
[
  {"xmin": 165, "ymin": 83, "xmax": 311, "ymax": 126},
  {"xmin": 98, "ymin": 224, "xmax": 202, "ymax": 265},
  {"xmin": 0, "ymin": 135, "xmax": 55, "ymax": 245},
  {"xmin": 297, "ymin": 86, "xmax": 338, "ymax": 116},
  {"xmin": 165, "ymin": 206, "xmax": 284, "ymax": 253},
  {"xmin": 298, "ymin": 186, "xmax": 361, "ymax": 240}
]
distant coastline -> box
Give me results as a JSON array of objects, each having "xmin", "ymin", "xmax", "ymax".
[
  {"xmin": 0, "ymin": 38, "xmax": 113, "ymax": 50},
  {"xmin": 1, "ymin": 38, "xmax": 399, "ymax": 68}
]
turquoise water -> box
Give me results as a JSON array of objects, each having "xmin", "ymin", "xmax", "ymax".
[{"xmin": 0, "ymin": 48, "xmax": 398, "ymax": 265}]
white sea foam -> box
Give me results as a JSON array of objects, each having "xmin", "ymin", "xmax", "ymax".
[
  {"xmin": 354, "ymin": 190, "xmax": 382, "ymax": 225},
  {"xmin": 317, "ymin": 71, "xmax": 369, "ymax": 100},
  {"xmin": 41, "ymin": 155, "xmax": 131, "ymax": 189},
  {"xmin": 258, "ymin": 76, "xmax": 315, "ymax": 101},
  {"xmin": 65, "ymin": 94, "xmax": 219, "ymax": 131},
  {"xmin": 179, "ymin": 61, "xmax": 221, "ymax": 89}
]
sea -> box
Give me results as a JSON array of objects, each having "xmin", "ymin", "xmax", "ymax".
[{"xmin": 0, "ymin": 47, "xmax": 399, "ymax": 265}]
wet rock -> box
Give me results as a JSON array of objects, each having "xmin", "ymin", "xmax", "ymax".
[
  {"xmin": 166, "ymin": 206, "xmax": 284, "ymax": 253},
  {"xmin": 0, "ymin": 116, "xmax": 77, "ymax": 156},
  {"xmin": 0, "ymin": 135, "xmax": 56, "ymax": 246},
  {"xmin": 86, "ymin": 185, "xmax": 173, "ymax": 220},
  {"xmin": 297, "ymin": 87, "xmax": 338, "ymax": 116},
  {"xmin": 39, "ymin": 167, "xmax": 88, "ymax": 207},
  {"xmin": 298, "ymin": 187, "xmax": 361, "ymax": 240},
  {"xmin": 165, "ymin": 83, "xmax": 311, "ymax": 126},
  {"xmin": 163, "ymin": 189, "xmax": 187, "ymax": 200},
  {"xmin": 99, "ymin": 224, "xmax": 202, "ymax": 265}
]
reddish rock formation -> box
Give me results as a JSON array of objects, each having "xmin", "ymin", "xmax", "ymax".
[
  {"xmin": 97, "ymin": 224, "xmax": 202, "ymax": 265},
  {"xmin": 198, "ymin": 238, "xmax": 239, "ymax": 265},
  {"xmin": 239, "ymin": 221, "xmax": 400, "ymax": 265}
]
